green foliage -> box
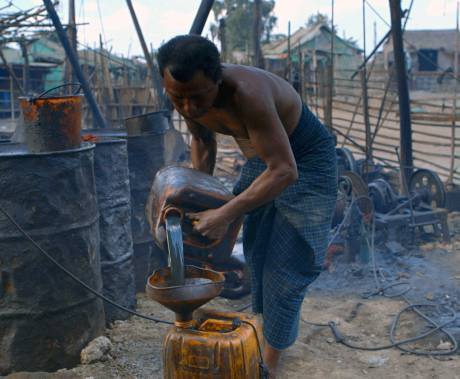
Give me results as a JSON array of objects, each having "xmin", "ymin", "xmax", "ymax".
[
  {"xmin": 306, "ymin": 12, "xmax": 359, "ymax": 49},
  {"xmin": 306, "ymin": 12, "xmax": 331, "ymax": 27},
  {"xmin": 211, "ymin": 0, "xmax": 277, "ymax": 53}
]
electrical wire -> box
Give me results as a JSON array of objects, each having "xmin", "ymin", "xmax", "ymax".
[
  {"xmin": 240, "ymin": 319, "xmax": 269, "ymax": 378},
  {"xmin": 303, "ymin": 213, "xmax": 459, "ymax": 355},
  {"xmin": 365, "ymin": 0, "xmax": 460, "ymax": 84},
  {"xmin": 0, "ymin": 205, "xmax": 173, "ymax": 325}
]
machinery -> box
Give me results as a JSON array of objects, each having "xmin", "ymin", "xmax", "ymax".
[{"xmin": 331, "ymin": 149, "xmax": 450, "ymax": 260}]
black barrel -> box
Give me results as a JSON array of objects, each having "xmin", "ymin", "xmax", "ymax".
[
  {"xmin": 0, "ymin": 143, "xmax": 105, "ymax": 375},
  {"xmin": 125, "ymin": 111, "xmax": 187, "ymax": 292},
  {"xmin": 92, "ymin": 137, "xmax": 136, "ymax": 324}
]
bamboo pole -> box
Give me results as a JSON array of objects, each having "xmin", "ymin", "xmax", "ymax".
[
  {"xmin": 449, "ymin": 2, "xmax": 459, "ymax": 185},
  {"xmin": 328, "ymin": 0, "xmax": 335, "ymax": 131},
  {"xmin": 0, "ymin": 48, "xmax": 24, "ymax": 95},
  {"xmin": 287, "ymin": 21, "xmax": 291, "ymax": 83},
  {"xmin": 9, "ymin": 76, "xmax": 15, "ymax": 119}
]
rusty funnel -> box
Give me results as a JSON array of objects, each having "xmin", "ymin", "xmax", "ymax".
[{"xmin": 146, "ymin": 265, "xmax": 225, "ymax": 328}]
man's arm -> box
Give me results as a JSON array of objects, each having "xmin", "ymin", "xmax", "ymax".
[
  {"xmin": 186, "ymin": 118, "xmax": 217, "ymax": 175},
  {"xmin": 218, "ymin": 89, "xmax": 298, "ymax": 221}
]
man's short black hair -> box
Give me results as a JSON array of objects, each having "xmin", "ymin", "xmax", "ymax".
[{"xmin": 157, "ymin": 35, "xmax": 222, "ymax": 83}]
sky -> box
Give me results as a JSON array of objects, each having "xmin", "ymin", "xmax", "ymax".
[{"xmin": 4, "ymin": 0, "xmax": 460, "ymax": 57}]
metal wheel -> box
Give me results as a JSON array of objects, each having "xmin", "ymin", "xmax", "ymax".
[
  {"xmin": 409, "ymin": 169, "xmax": 446, "ymax": 209},
  {"xmin": 368, "ymin": 179, "xmax": 397, "ymax": 213},
  {"xmin": 341, "ymin": 171, "xmax": 368, "ymax": 197},
  {"xmin": 336, "ymin": 147, "xmax": 357, "ymax": 175}
]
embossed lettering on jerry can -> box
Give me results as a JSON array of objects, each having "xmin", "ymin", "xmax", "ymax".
[
  {"xmin": 163, "ymin": 310, "xmax": 261, "ymax": 379},
  {"xmin": 146, "ymin": 266, "xmax": 262, "ymax": 379}
]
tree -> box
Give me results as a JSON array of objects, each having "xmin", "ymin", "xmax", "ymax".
[
  {"xmin": 210, "ymin": 0, "xmax": 277, "ymax": 59},
  {"xmin": 306, "ymin": 12, "xmax": 360, "ymax": 50},
  {"xmin": 306, "ymin": 12, "xmax": 331, "ymax": 27}
]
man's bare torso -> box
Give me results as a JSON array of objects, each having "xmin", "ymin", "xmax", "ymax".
[{"xmin": 189, "ymin": 64, "xmax": 303, "ymax": 158}]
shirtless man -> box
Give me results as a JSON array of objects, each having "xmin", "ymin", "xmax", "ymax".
[{"xmin": 157, "ymin": 35, "xmax": 337, "ymax": 378}]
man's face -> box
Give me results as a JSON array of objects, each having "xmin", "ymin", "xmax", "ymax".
[{"xmin": 163, "ymin": 68, "xmax": 219, "ymax": 119}]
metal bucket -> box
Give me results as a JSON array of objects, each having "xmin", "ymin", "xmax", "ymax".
[
  {"xmin": 19, "ymin": 95, "xmax": 82, "ymax": 153},
  {"xmin": 124, "ymin": 110, "xmax": 170, "ymax": 136},
  {"xmin": 0, "ymin": 143, "xmax": 105, "ymax": 374},
  {"xmin": 91, "ymin": 136, "xmax": 136, "ymax": 324}
]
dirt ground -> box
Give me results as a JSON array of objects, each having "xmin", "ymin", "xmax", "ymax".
[{"xmin": 4, "ymin": 215, "xmax": 459, "ymax": 379}]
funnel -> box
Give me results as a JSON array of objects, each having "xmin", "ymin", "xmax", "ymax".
[{"xmin": 146, "ymin": 265, "xmax": 225, "ymax": 328}]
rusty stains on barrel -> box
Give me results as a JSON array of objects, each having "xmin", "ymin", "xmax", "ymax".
[
  {"xmin": 0, "ymin": 142, "xmax": 105, "ymax": 375},
  {"xmin": 20, "ymin": 95, "xmax": 82, "ymax": 153},
  {"xmin": 88, "ymin": 134, "xmax": 136, "ymax": 324}
]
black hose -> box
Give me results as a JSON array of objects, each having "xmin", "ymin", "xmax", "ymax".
[
  {"xmin": 240, "ymin": 319, "xmax": 269, "ymax": 379},
  {"xmin": 0, "ymin": 206, "xmax": 173, "ymax": 325},
  {"xmin": 304, "ymin": 214, "xmax": 458, "ymax": 356}
]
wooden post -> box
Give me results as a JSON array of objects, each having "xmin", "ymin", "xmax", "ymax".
[
  {"xmin": 298, "ymin": 43, "xmax": 304, "ymax": 102},
  {"xmin": 9, "ymin": 76, "xmax": 15, "ymax": 119},
  {"xmin": 0, "ymin": 48, "xmax": 24, "ymax": 95},
  {"xmin": 252, "ymin": 0, "xmax": 264, "ymax": 68},
  {"xmin": 99, "ymin": 35, "xmax": 115, "ymax": 123},
  {"xmin": 19, "ymin": 38, "xmax": 29, "ymax": 94},
  {"xmin": 287, "ymin": 21, "xmax": 291, "ymax": 83},
  {"xmin": 449, "ymin": 1, "xmax": 459, "ymax": 185},
  {"xmin": 125, "ymin": 0, "xmax": 165, "ymax": 109},
  {"xmin": 64, "ymin": 0, "xmax": 77, "ymax": 92},
  {"xmin": 389, "ymin": 0, "xmax": 413, "ymax": 189},
  {"xmin": 313, "ymin": 50, "xmax": 319, "ymax": 116},
  {"xmin": 219, "ymin": 18, "xmax": 227, "ymax": 62},
  {"xmin": 362, "ymin": 0, "xmax": 372, "ymax": 162},
  {"xmin": 327, "ymin": 0, "xmax": 334, "ymax": 131}
]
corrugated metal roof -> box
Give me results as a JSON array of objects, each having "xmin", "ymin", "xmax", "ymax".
[
  {"xmin": 263, "ymin": 23, "xmax": 361, "ymax": 57},
  {"xmin": 0, "ymin": 46, "xmax": 56, "ymax": 67},
  {"xmin": 386, "ymin": 29, "xmax": 460, "ymax": 53}
]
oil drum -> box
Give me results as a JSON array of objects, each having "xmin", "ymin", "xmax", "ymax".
[
  {"xmin": 124, "ymin": 111, "xmax": 187, "ymax": 292},
  {"xmin": 0, "ymin": 143, "xmax": 105, "ymax": 374},
  {"xmin": 91, "ymin": 137, "xmax": 136, "ymax": 324}
]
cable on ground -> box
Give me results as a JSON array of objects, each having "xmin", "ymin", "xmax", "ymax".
[{"xmin": 0, "ymin": 205, "xmax": 173, "ymax": 325}]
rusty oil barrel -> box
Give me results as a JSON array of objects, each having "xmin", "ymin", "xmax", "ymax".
[
  {"xmin": 20, "ymin": 95, "xmax": 82, "ymax": 153},
  {"xmin": 81, "ymin": 132, "xmax": 136, "ymax": 324},
  {"xmin": 124, "ymin": 111, "xmax": 187, "ymax": 292},
  {"xmin": 0, "ymin": 142, "xmax": 105, "ymax": 375}
]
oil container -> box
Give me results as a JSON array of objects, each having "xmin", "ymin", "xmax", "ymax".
[
  {"xmin": 163, "ymin": 310, "xmax": 262, "ymax": 379},
  {"xmin": 147, "ymin": 165, "xmax": 242, "ymax": 263},
  {"xmin": 124, "ymin": 111, "xmax": 187, "ymax": 291},
  {"xmin": 90, "ymin": 135, "xmax": 136, "ymax": 324},
  {"xmin": 19, "ymin": 95, "xmax": 82, "ymax": 153},
  {"xmin": 0, "ymin": 142, "xmax": 105, "ymax": 374}
]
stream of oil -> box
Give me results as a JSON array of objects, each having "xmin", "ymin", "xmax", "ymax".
[{"xmin": 165, "ymin": 214, "xmax": 185, "ymax": 285}]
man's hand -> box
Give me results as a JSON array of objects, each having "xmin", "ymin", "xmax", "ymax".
[{"xmin": 187, "ymin": 208, "xmax": 230, "ymax": 241}]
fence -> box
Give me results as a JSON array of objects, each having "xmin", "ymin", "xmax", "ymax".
[{"xmin": 302, "ymin": 65, "xmax": 460, "ymax": 184}]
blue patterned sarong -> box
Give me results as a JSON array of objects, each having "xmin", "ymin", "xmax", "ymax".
[{"xmin": 233, "ymin": 104, "xmax": 337, "ymax": 350}]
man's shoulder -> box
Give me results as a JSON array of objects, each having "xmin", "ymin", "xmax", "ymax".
[{"xmin": 223, "ymin": 65, "xmax": 273, "ymax": 104}]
